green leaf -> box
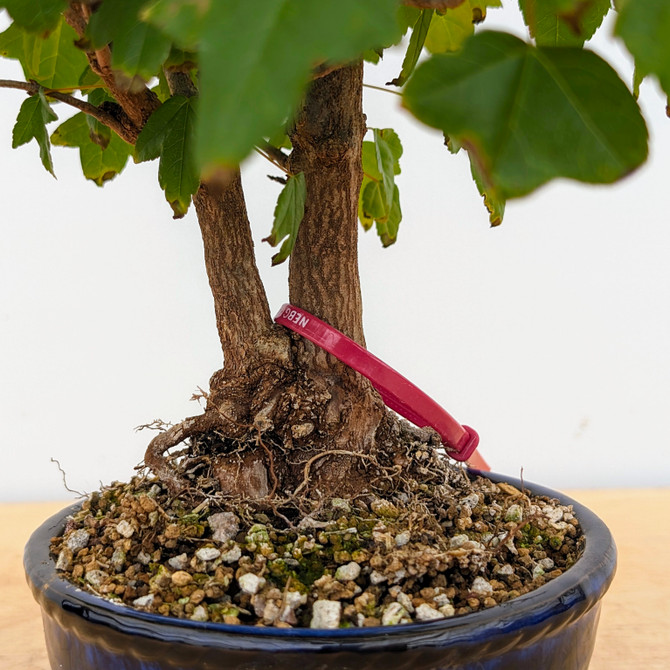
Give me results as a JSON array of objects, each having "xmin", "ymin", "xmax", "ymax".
[
  {"xmin": 403, "ymin": 31, "xmax": 648, "ymax": 201},
  {"xmin": 425, "ymin": 3, "xmax": 474, "ymax": 53},
  {"xmin": 11, "ymin": 89, "xmax": 58, "ymax": 176},
  {"xmin": 0, "ymin": 0, "xmax": 68, "ymax": 35},
  {"xmin": 266, "ymin": 126, "xmax": 292, "ymax": 152},
  {"xmin": 358, "ymin": 128, "xmax": 403, "ymax": 244},
  {"xmin": 78, "ymin": 66, "xmax": 104, "ymax": 89},
  {"xmin": 362, "ymin": 141, "xmax": 382, "ymax": 181},
  {"xmin": 0, "ymin": 19, "xmax": 89, "ymax": 89},
  {"xmin": 374, "ymin": 128, "xmax": 396, "ymax": 211},
  {"xmin": 152, "ymin": 69, "xmax": 173, "ymax": 103},
  {"xmin": 141, "ymin": 0, "xmax": 208, "ymax": 51},
  {"xmin": 87, "ymin": 0, "xmax": 172, "ymax": 82},
  {"xmin": 447, "ymin": 126, "xmax": 505, "ymax": 223},
  {"xmin": 363, "ymin": 47, "xmax": 383, "ymax": 64},
  {"xmin": 164, "ymin": 46, "xmax": 198, "ymax": 69},
  {"xmin": 0, "ymin": 21, "xmax": 24, "ymax": 61},
  {"xmin": 470, "ymin": 156, "xmax": 505, "ymax": 226},
  {"xmin": 375, "ymin": 184, "xmax": 401, "ymax": 247},
  {"xmin": 358, "ymin": 177, "xmax": 375, "ymax": 231},
  {"xmin": 50, "ymin": 113, "xmax": 133, "ymax": 186},
  {"xmin": 615, "ymin": 0, "xmax": 670, "ymax": 100},
  {"xmin": 378, "ymin": 128, "xmax": 403, "ymax": 175},
  {"xmin": 389, "ymin": 9, "xmax": 433, "ymax": 87},
  {"xmin": 135, "ymin": 96, "xmax": 200, "ymax": 217},
  {"xmin": 361, "ymin": 178, "xmax": 387, "ymax": 219},
  {"xmin": 396, "ymin": 6, "xmax": 422, "ymax": 35},
  {"xmin": 146, "ymin": 0, "xmax": 402, "ymax": 171},
  {"xmin": 519, "ymin": 0, "xmax": 611, "ymax": 47},
  {"xmin": 135, "ymin": 98, "xmax": 181, "ymax": 163},
  {"xmin": 263, "ymin": 172, "xmax": 307, "ymax": 265}
]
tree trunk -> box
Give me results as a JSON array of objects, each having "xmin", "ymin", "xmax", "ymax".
[
  {"xmin": 194, "ymin": 176, "xmax": 281, "ymax": 374},
  {"xmin": 66, "ymin": 5, "xmax": 396, "ymax": 500},
  {"xmin": 146, "ymin": 63, "xmax": 392, "ymax": 499},
  {"xmin": 145, "ymin": 176, "xmax": 293, "ymax": 495},
  {"xmin": 281, "ymin": 63, "xmax": 386, "ymax": 496},
  {"xmin": 288, "ymin": 63, "xmax": 367, "ymax": 347}
]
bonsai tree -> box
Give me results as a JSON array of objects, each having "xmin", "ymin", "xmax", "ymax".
[
  {"xmin": 6, "ymin": 0, "xmax": 669, "ymax": 636},
  {"xmin": 0, "ymin": 1, "xmax": 662, "ymax": 497}
]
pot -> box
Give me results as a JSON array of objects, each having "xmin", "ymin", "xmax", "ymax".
[{"xmin": 24, "ymin": 473, "xmax": 616, "ymax": 670}]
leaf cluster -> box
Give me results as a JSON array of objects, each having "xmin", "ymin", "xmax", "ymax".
[
  {"xmin": 0, "ymin": 0, "xmax": 665, "ymax": 247},
  {"xmin": 359, "ymin": 129, "xmax": 403, "ymax": 247}
]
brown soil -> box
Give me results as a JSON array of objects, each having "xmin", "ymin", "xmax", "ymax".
[{"xmin": 50, "ymin": 434, "xmax": 583, "ymax": 628}]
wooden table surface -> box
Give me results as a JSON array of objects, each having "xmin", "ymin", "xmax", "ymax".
[{"xmin": 1, "ymin": 489, "xmax": 669, "ymax": 669}]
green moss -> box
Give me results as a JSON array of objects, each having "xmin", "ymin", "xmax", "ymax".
[
  {"xmin": 246, "ymin": 524, "xmax": 271, "ymax": 544},
  {"xmin": 179, "ymin": 513, "xmax": 203, "ymax": 525},
  {"xmin": 209, "ymin": 603, "xmax": 240, "ymax": 617},
  {"xmin": 549, "ymin": 535, "xmax": 563, "ymax": 550},
  {"xmin": 519, "ymin": 523, "xmax": 543, "ymax": 548},
  {"xmin": 267, "ymin": 553, "xmax": 325, "ymax": 592}
]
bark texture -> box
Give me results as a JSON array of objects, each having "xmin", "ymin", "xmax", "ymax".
[
  {"xmin": 145, "ymin": 64, "xmax": 388, "ymax": 498},
  {"xmin": 282, "ymin": 63, "xmax": 386, "ymax": 495},
  {"xmin": 194, "ymin": 176, "xmax": 281, "ymax": 373},
  {"xmin": 289, "ymin": 63, "xmax": 367, "ymax": 347}
]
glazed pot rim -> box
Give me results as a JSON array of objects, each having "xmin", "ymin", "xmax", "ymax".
[{"xmin": 24, "ymin": 472, "xmax": 616, "ymax": 651}]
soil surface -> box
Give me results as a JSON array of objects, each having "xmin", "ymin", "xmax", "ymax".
[{"xmin": 50, "ymin": 441, "xmax": 583, "ymax": 629}]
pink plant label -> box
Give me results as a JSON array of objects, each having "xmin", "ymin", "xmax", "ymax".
[{"xmin": 275, "ymin": 303, "xmax": 489, "ymax": 470}]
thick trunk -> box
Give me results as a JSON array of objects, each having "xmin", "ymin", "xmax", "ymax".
[
  {"xmin": 281, "ymin": 63, "xmax": 386, "ymax": 495},
  {"xmin": 288, "ymin": 63, "xmax": 367, "ymax": 347}
]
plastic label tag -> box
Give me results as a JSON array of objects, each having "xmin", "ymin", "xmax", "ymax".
[{"xmin": 275, "ymin": 303, "xmax": 488, "ymax": 470}]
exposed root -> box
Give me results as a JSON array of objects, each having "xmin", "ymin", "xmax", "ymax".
[
  {"xmin": 143, "ymin": 412, "xmax": 219, "ymax": 495},
  {"xmin": 254, "ymin": 431, "xmax": 279, "ymax": 499},
  {"xmin": 50, "ymin": 458, "xmax": 87, "ymax": 497},
  {"xmin": 293, "ymin": 450, "xmax": 377, "ymax": 496}
]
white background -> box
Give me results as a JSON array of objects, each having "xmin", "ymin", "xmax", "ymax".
[{"xmin": 1, "ymin": 7, "xmax": 669, "ymax": 501}]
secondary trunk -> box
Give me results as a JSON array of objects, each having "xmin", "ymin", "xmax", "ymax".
[{"xmin": 194, "ymin": 175, "xmax": 280, "ymax": 374}]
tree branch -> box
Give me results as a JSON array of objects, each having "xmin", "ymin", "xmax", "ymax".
[
  {"xmin": 64, "ymin": 4, "xmax": 160, "ymax": 140},
  {"xmin": 256, "ymin": 142, "xmax": 291, "ymax": 174},
  {"xmin": 0, "ymin": 79, "xmax": 137, "ymax": 144},
  {"xmin": 164, "ymin": 69, "xmax": 198, "ymax": 98}
]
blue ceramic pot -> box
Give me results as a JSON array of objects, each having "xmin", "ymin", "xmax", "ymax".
[{"xmin": 24, "ymin": 473, "xmax": 616, "ymax": 670}]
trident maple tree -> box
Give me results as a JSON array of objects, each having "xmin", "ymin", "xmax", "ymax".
[{"xmin": 0, "ymin": 0, "xmax": 662, "ymax": 501}]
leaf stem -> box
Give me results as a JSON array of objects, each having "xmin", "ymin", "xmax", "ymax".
[{"xmin": 363, "ymin": 83, "xmax": 402, "ymax": 96}]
